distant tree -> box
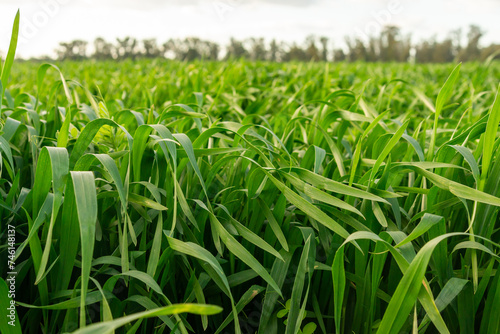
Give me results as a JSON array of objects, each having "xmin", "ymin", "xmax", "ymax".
[
  {"xmin": 367, "ymin": 36, "xmax": 379, "ymax": 62},
  {"xmin": 450, "ymin": 28, "xmax": 462, "ymax": 58},
  {"xmin": 415, "ymin": 39, "xmax": 434, "ymax": 63},
  {"xmin": 268, "ymin": 39, "xmax": 283, "ymax": 62},
  {"xmin": 163, "ymin": 38, "xmax": 180, "ymax": 59},
  {"xmin": 56, "ymin": 42, "xmax": 71, "ymax": 60},
  {"xmin": 320, "ymin": 36, "xmax": 329, "ymax": 61},
  {"xmin": 415, "ymin": 38, "xmax": 454, "ymax": 63},
  {"xmin": 116, "ymin": 37, "xmax": 139, "ymax": 60},
  {"xmin": 379, "ymin": 26, "xmax": 396, "ymax": 61},
  {"xmin": 459, "ymin": 25, "xmax": 483, "ymax": 61},
  {"xmin": 249, "ymin": 37, "xmax": 267, "ymax": 61},
  {"xmin": 56, "ymin": 40, "xmax": 88, "ymax": 60},
  {"xmin": 207, "ymin": 41, "xmax": 220, "ymax": 60},
  {"xmin": 333, "ymin": 48, "xmax": 346, "ymax": 61},
  {"xmin": 344, "ymin": 26, "xmax": 410, "ymax": 62},
  {"xmin": 378, "ymin": 26, "xmax": 410, "ymax": 62},
  {"xmin": 93, "ymin": 37, "xmax": 114, "ymax": 60},
  {"xmin": 142, "ymin": 39, "xmax": 160, "ymax": 58},
  {"xmin": 162, "ymin": 38, "xmax": 219, "ymax": 61},
  {"xmin": 433, "ymin": 39, "xmax": 454, "ymax": 63},
  {"xmin": 399, "ymin": 34, "xmax": 412, "ymax": 62},
  {"xmin": 283, "ymin": 43, "xmax": 307, "ymax": 62},
  {"xmin": 225, "ymin": 38, "xmax": 248, "ymax": 60},
  {"xmin": 305, "ymin": 35, "xmax": 320, "ymax": 61},
  {"xmin": 345, "ymin": 37, "xmax": 367, "ymax": 61},
  {"xmin": 163, "ymin": 38, "xmax": 194, "ymax": 61},
  {"xmin": 187, "ymin": 37, "xmax": 208, "ymax": 61}
]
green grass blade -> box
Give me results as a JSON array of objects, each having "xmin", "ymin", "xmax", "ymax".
[
  {"xmin": 480, "ymin": 84, "xmax": 500, "ymax": 189},
  {"xmin": 71, "ymin": 171, "xmax": 98, "ymax": 327},
  {"xmin": 428, "ymin": 63, "xmax": 461, "ymax": 160},
  {"xmin": 0, "ymin": 10, "xmax": 19, "ymax": 96},
  {"xmin": 332, "ymin": 246, "xmax": 345, "ymax": 334},
  {"xmin": 72, "ymin": 304, "xmax": 222, "ymax": 334},
  {"xmin": 286, "ymin": 236, "xmax": 311, "ymax": 334}
]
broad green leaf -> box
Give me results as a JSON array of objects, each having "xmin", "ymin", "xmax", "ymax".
[{"xmin": 33, "ymin": 147, "xmax": 69, "ymax": 285}]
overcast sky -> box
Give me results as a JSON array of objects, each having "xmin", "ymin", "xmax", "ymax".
[{"xmin": 1, "ymin": 0, "xmax": 499, "ymax": 58}]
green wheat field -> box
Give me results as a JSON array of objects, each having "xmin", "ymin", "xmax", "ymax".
[{"xmin": 1, "ymin": 11, "xmax": 500, "ymax": 334}]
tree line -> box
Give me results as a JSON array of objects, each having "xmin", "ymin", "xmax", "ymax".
[{"xmin": 47, "ymin": 25, "xmax": 500, "ymax": 63}]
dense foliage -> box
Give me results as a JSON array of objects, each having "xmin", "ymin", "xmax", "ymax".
[{"xmin": 2, "ymin": 12, "xmax": 500, "ymax": 334}]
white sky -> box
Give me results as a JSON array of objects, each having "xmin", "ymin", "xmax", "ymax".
[{"xmin": 0, "ymin": 0, "xmax": 499, "ymax": 58}]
